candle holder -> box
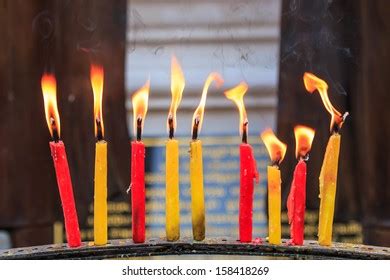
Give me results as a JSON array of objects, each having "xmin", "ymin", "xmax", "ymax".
[{"xmin": 0, "ymin": 238, "xmax": 389, "ymax": 260}]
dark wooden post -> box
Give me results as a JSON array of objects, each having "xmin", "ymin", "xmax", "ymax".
[
  {"xmin": 357, "ymin": 0, "xmax": 390, "ymax": 246},
  {"xmin": 0, "ymin": 0, "xmax": 128, "ymax": 247},
  {"xmin": 0, "ymin": 0, "xmax": 59, "ymax": 246},
  {"xmin": 278, "ymin": 0, "xmax": 390, "ymax": 246}
]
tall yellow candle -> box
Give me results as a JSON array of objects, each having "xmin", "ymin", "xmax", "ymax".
[
  {"xmin": 190, "ymin": 72, "xmax": 223, "ymax": 241},
  {"xmin": 166, "ymin": 139, "xmax": 180, "ymax": 240},
  {"xmin": 90, "ymin": 64, "xmax": 108, "ymax": 245},
  {"xmin": 261, "ymin": 129, "xmax": 287, "ymax": 245},
  {"xmin": 190, "ymin": 139, "xmax": 205, "ymax": 241},
  {"xmin": 94, "ymin": 140, "xmax": 107, "ymax": 245},
  {"xmin": 267, "ymin": 166, "xmax": 281, "ymax": 244},
  {"xmin": 318, "ymin": 133, "xmax": 340, "ymax": 246},
  {"xmin": 303, "ymin": 72, "xmax": 348, "ymax": 246},
  {"xmin": 165, "ymin": 56, "xmax": 185, "ymax": 241}
]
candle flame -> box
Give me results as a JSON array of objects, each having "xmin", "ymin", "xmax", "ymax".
[
  {"xmin": 294, "ymin": 125, "xmax": 315, "ymax": 159},
  {"xmin": 303, "ymin": 72, "xmax": 344, "ymax": 131},
  {"xmin": 224, "ymin": 82, "xmax": 248, "ymax": 137},
  {"xmin": 90, "ymin": 64, "xmax": 104, "ymax": 138},
  {"xmin": 168, "ymin": 55, "xmax": 185, "ymax": 134},
  {"xmin": 191, "ymin": 72, "xmax": 223, "ymax": 135},
  {"xmin": 41, "ymin": 73, "xmax": 61, "ymax": 139},
  {"xmin": 261, "ymin": 128, "xmax": 287, "ymax": 165},
  {"xmin": 131, "ymin": 80, "xmax": 150, "ymax": 137}
]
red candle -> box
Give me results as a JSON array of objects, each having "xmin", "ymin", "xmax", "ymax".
[
  {"xmin": 239, "ymin": 143, "xmax": 259, "ymax": 242},
  {"xmin": 50, "ymin": 141, "xmax": 81, "ymax": 247},
  {"xmin": 41, "ymin": 74, "xmax": 81, "ymax": 248},
  {"xmin": 130, "ymin": 80, "xmax": 150, "ymax": 243},
  {"xmin": 287, "ymin": 125, "xmax": 315, "ymax": 245},
  {"xmin": 224, "ymin": 82, "xmax": 259, "ymax": 243},
  {"xmin": 287, "ymin": 159, "xmax": 306, "ymax": 245},
  {"xmin": 131, "ymin": 141, "xmax": 145, "ymax": 243}
]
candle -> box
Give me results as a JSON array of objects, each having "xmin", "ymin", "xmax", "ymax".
[
  {"xmin": 190, "ymin": 73, "xmax": 223, "ymax": 241},
  {"xmin": 261, "ymin": 129, "xmax": 287, "ymax": 245},
  {"xmin": 166, "ymin": 56, "xmax": 185, "ymax": 241},
  {"xmin": 303, "ymin": 72, "xmax": 348, "ymax": 246},
  {"xmin": 90, "ymin": 64, "xmax": 108, "ymax": 245},
  {"xmin": 224, "ymin": 82, "xmax": 259, "ymax": 243},
  {"xmin": 130, "ymin": 80, "xmax": 150, "ymax": 243},
  {"xmin": 41, "ymin": 74, "xmax": 81, "ymax": 248},
  {"xmin": 287, "ymin": 125, "xmax": 315, "ymax": 245}
]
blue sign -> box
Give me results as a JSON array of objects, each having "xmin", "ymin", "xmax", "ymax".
[{"xmin": 143, "ymin": 135, "xmax": 269, "ymax": 239}]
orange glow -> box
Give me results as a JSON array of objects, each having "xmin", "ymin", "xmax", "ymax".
[
  {"xmin": 90, "ymin": 64, "xmax": 104, "ymax": 138},
  {"xmin": 131, "ymin": 80, "xmax": 150, "ymax": 137},
  {"xmin": 191, "ymin": 72, "xmax": 223, "ymax": 135},
  {"xmin": 41, "ymin": 74, "xmax": 61, "ymax": 139},
  {"xmin": 168, "ymin": 55, "xmax": 185, "ymax": 133},
  {"xmin": 224, "ymin": 82, "xmax": 248, "ymax": 137},
  {"xmin": 303, "ymin": 72, "xmax": 344, "ymax": 131},
  {"xmin": 261, "ymin": 128, "xmax": 287, "ymax": 164},
  {"xmin": 294, "ymin": 125, "xmax": 315, "ymax": 159}
]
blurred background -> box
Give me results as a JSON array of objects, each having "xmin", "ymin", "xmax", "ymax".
[{"xmin": 0, "ymin": 0, "xmax": 389, "ymax": 249}]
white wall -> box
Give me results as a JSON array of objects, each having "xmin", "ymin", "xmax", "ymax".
[{"xmin": 125, "ymin": 0, "xmax": 281, "ymax": 137}]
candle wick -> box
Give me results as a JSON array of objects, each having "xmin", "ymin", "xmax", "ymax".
[
  {"xmin": 192, "ymin": 117, "xmax": 200, "ymax": 140},
  {"xmin": 96, "ymin": 118, "xmax": 104, "ymax": 141},
  {"xmin": 168, "ymin": 116, "xmax": 174, "ymax": 139},
  {"xmin": 136, "ymin": 117, "xmax": 142, "ymax": 141},
  {"xmin": 50, "ymin": 117, "xmax": 60, "ymax": 143},
  {"xmin": 332, "ymin": 112, "xmax": 349, "ymax": 134},
  {"xmin": 300, "ymin": 154, "xmax": 309, "ymax": 161},
  {"xmin": 242, "ymin": 121, "xmax": 248, "ymax": 144}
]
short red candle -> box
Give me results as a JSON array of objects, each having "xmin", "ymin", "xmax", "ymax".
[
  {"xmin": 287, "ymin": 125, "xmax": 315, "ymax": 246},
  {"xmin": 287, "ymin": 159, "xmax": 306, "ymax": 245},
  {"xmin": 131, "ymin": 141, "xmax": 145, "ymax": 243},
  {"xmin": 239, "ymin": 143, "xmax": 259, "ymax": 242},
  {"xmin": 50, "ymin": 141, "xmax": 81, "ymax": 248}
]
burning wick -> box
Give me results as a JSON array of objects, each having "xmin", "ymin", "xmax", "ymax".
[
  {"xmin": 95, "ymin": 117, "xmax": 103, "ymax": 141},
  {"xmin": 242, "ymin": 121, "xmax": 248, "ymax": 144},
  {"xmin": 50, "ymin": 117, "xmax": 60, "ymax": 143},
  {"xmin": 332, "ymin": 112, "xmax": 350, "ymax": 134},
  {"xmin": 168, "ymin": 115, "xmax": 174, "ymax": 139},
  {"xmin": 192, "ymin": 117, "xmax": 200, "ymax": 140},
  {"xmin": 136, "ymin": 117, "xmax": 143, "ymax": 142}
]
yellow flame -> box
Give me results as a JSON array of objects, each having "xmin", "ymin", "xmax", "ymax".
[
  {"xmin": 303, "ymin": 72, "xmax": 343, "ymax": 131},
  {"xmin": 260, "ymin": 128, "xmax": 287, "ymax": 164},
  {"xmin": 224, "ymin": 82, "xmax": 248, "ymax": 137},
  {"xmin": 131, "ymin": 80, "xmax": 150, "ymax": 137},
  {"xmin": 168, "ymin": 55, "xmax": 185, "ymax": 133},
  {"xmin": 90, "ymin": 64, "xmax": 104, "ymax": 138},
  {"xmin": 41, "ymin": 74, "xmax": 61, "ymax": 138},
  {"xmin": 191, "ymin": 72, "xmax": 223, "ymax": 134},
  {"xmin": 294, "ymin": 125, "xmax": 315, "ymax": 159}
]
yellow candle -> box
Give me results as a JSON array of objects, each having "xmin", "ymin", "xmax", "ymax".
[
  {"xmin": 318, "ymin": 133, "xmax": 340, "ymax": 246},
  {"xmin": 261, "ymin": 128, "xmax": 287, "ymax": 245},
  {"xmin": 166, "ymin": 139, "xmax": 180, "ymax": 241},
  {"xmin": 267, "ymin": 165, "xmax": 281, "ymax": 244},
  {"xmin": 90, "ymin": 64, "xmax": 107, "ymax": 245},
  {"xmin": 94, "ymin": 140, "xmax": 107, "ymax": 245},
  {"xmin": 190, "ymin": 139, "xmax": 205, "ymax": 241}
]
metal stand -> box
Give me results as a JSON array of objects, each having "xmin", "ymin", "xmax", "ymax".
[{"xmin": 1, "ymin": 238, "xmax": 389, "ymax": 259}]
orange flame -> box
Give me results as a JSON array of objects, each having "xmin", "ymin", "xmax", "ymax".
[
  {"xmin": 131, "ymin": 80, "xmax": 150, "ymax": 137},
  {"xmin": 294, "ymin": 125, "xmax": 315, "ymax": 159},
  {"xmin": 90, "ymin": 64, "xmax": 104, "ymax": 138},
  {"xmin": 191, "ymin": 72, "xmax": 223, "ymax": 135},
  {"xmin": 303, "ymin": 72, "xmax": 344, "ymax": 131},
  {"xmin": 41, "ymin": 74, "xmax": 61, "ymax": 139},
  {"xmin": 261, "ymin": 128, "xmax": 287, "ymax": 164},
  {"xmin": 224, "ymin": 82, "xmax": 248, "ymax": 137},
  {"xmin": 168, "ymin": 55, "xmax": 185, "ymax": 134}
]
